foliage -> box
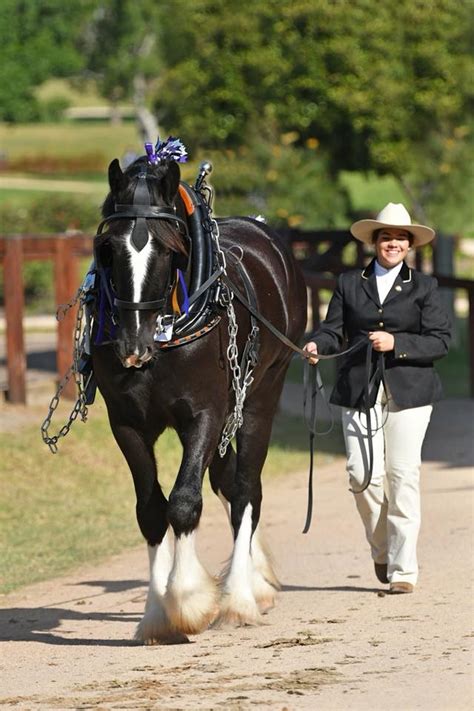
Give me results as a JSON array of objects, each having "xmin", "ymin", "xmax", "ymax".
[
  {"xmin": 1, "ymin": 0, "xmax": 472, "ymax": 233},
  {"xmin": 203, "ymin": 137, "xmax": 350, "ymax": 228},
  {"xmin": 0, "ymin": 0, "xmax": 94, "ymax": 122},
  {"xmin": 81, "ymin": 0, "xmax": 162, "ymax": 102},
  {"xmin": 79, "ymin": 0, "xmax": 163, "ymax": 140},
  {"xmin": 156, "ymin": 0, "xmax": 473, "ymax": 232},
  {"xmin": 0, "ymin": 194, "xmax": 99, "ymax": 233}
]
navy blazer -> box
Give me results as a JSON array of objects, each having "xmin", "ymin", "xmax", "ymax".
[{"xmin": 312, "ymin": 259, "xmax": 451, "ymax": 409}]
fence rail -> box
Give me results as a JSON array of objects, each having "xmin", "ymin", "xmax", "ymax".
[
  {"xmin": 0, "ymin": 233, "xmax": 93, "ymax": 402},
  {"xmin": 1, "ymin": 230, "xmax": 473, "ymax": 402}
]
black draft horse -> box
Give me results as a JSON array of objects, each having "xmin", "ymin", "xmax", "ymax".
[{"xmin": 92, "ymin": 154, "xmax": 307, "ymax": 644}]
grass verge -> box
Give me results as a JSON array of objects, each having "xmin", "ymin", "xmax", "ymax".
[{"xmin": 0, "ymin": 395, "xmax": 344, "ymax": 595}]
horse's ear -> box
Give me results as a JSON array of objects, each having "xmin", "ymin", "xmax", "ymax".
[
  {"xmin": 108, "ymin": 159, "xmax": 125, "ymax": 194},
  {"xmin": 163, "ymin": 161, "xmax": 181, "ymax": 204}
]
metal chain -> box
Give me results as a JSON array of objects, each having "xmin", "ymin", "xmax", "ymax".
[
  {"xmin": 55, "ymin": 284, "xmax": 84, "ymax": 322},
  {"xmin": 196, "ymin": 174, "xmax": 255, "ymax": 457},
  {"xmin": 218, "ymin": 298, "xmax": 257, "ymax": 457},
  {"xmin": 41, "ymin": 290, "xmax": 90, "ymax": 454}
]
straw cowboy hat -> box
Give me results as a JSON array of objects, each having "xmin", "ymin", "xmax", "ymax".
[{"xmin": 350, "ymin": 202, "xmax": 435, "ymax": 247}]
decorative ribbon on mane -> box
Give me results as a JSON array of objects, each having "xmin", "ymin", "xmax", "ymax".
[{"xmin": 171, "ymin": 269, "xmax": 190, "ymax": 316}]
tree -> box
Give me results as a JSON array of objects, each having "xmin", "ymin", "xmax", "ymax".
[
  {"xmin": 0, "ymin": 0, "xmax": 93, "ymax": 121},
  {"xmin": 155, "ymin": 0, "xmax": 473, "ymax": 230},
  {"xmin": 81, "ymin": 0, "xmax": 164, "ymax": 142}
]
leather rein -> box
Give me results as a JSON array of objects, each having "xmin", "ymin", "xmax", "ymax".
[{"xmin": 220, "ymin": 272, "xmax": 379, "ymax": 532}]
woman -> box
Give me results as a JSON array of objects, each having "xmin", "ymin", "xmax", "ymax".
[{"xmin": 305, "ymin": 203, "xmax": 451, "ymax": 593}]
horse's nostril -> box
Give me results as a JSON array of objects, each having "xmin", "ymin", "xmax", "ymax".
[{"xmin": 124, "ymin": 354, "xmax": 140, "ymax": 368}]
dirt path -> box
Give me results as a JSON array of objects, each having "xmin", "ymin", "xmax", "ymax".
[{"xmin": 1, "ymin": 399, "xmax": 473, "ymax": 711}]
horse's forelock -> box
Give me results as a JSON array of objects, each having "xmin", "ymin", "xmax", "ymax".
[
  {"xmin": 102, "ymin": 160, "xmax": 176, "ymax": 218},
  {"xmin": 149, "ymin": 221, "xmax": 188, "ymax": 258}
]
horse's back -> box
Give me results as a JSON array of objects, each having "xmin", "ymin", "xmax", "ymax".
[{"xmin": 218, "ymin": 217, "xmax": 307, "ymax": 341}]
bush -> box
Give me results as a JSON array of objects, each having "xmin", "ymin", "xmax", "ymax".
[
  {"xmin": 194, "ymin": 137, "xmax": 351, "ymax": 228},
  {"xmin": 36, "ymin": 97, "xmax": 71, "ymax": 123}
]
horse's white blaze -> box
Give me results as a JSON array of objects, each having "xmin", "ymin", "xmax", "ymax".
[
  {"xmin": 125, "ymin": 231, "xmax": 152, "ymax": 343},
  {"xmin": 164, "ymin": 531, "xmax": 218, "ymax": 635},
  {"xmin": 135, "ymin": 530, "xmax": 188, "ymax": 644},
  {"xmin": 219, "ymin": 503, "xmax": 261, "ymax": 625}
]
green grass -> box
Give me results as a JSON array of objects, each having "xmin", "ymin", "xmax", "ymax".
[
  {"xmin": 0, "ymin": 395, "xmax": 343, "ymax": 595},
  {"xmin": 35, "ymin": 78, "xmax": 120, "ymax": 109},
  {"xmin": 0, "ymin": 122, "xmax": 138, "ymax": 161}
]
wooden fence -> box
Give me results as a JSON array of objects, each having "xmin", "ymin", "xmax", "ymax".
[
  {"xmin": 1, "ymin": 230, "xmax": 473, "ymax": 402},
  {"xmin": 0, "ymin": 233, "xmax": 93, "ymax": 402}
]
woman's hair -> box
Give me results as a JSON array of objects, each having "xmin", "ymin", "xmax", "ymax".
[{"xmin": 372, "ymin": 228, "xmax": 414, "ymax": 246}]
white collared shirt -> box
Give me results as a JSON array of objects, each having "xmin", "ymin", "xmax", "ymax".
[{"xmin": 374, "ymin": 260, "xmax": 403, "ymax": 303}]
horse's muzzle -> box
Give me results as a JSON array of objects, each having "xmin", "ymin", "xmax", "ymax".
[{"xmin": 121, "ymin": 347, "xmax": 153, "ymax": 369}]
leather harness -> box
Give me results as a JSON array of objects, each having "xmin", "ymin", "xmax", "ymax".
[{"xmin": 87, "ymin": 164, "xmax": 378, "ymax": 534}]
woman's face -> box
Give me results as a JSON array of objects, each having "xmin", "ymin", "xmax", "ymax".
[{"xmin": 375, "ymin": 228, "xmax": 411, "ymax": 269}]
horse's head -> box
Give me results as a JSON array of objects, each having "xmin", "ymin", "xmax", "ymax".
[{"xmin": 95, "ymin": 156, "xmax": 188, "ymax": 368}]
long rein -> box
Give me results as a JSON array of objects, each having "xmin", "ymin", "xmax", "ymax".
[{"xmin": 220, "ymin": 272, "xmax": 380, "ymax": 533}]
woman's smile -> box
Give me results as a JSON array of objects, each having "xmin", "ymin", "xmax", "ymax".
[{"xmin": 375, "ymin": 228, "xmax": 410, "ymax": 268}]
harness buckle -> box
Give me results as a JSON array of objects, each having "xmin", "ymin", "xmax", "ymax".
[
  {"xmin": 217, "ymin": 282, "xmax": 232, "ymax": 307},
  {"xmin": 154, "ymin": 314, "xmax": 175, "ymax": 342}
]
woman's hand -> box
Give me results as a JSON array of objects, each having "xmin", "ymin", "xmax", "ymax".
[
  {"xmin": 303, "ymin": 341, "xmax": 319, "ymax": 365},
  {"xmin": 368, "ymin": 331, "xmax": 395, "ymax": 352}
]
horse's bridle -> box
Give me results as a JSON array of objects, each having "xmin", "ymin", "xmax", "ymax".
[{"xmin": 95, "ymin": 165, "xmax": 189, "ymax": 315}]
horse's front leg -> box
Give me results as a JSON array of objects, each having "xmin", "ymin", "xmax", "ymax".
[
  {"xmin": 164, "ymin": 412, "xmax": 221, "ymax": 635},
  {"xmin": 109, "ymin": 421, "xmax": 187, "ymax": 645}
]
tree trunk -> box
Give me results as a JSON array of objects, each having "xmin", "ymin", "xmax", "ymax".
[{"xmin": 133, "ymin": 73, "xmax": 160, "ymax": 144}]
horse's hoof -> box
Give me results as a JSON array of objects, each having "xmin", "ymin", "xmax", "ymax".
[
  {"xmin": 255, "ymin": 593, "xmax": 277, "ymax": 614},
  {"xmin": 164, "ymin": 592, "xmax": 219, "ymax": 635},
  {"xmin": 252, "ymin": 572, "xmax": 279, "ymax": 614},
  {"xmin": 142, "ymin": 632, "xmax": 190, "ymax": 645},
  {"xmin": 135, "ymin": 612, "xmax": 190, "ymax": 645},
  {"xmin": 164, "ymin": 573, "xmax": 219, "ymax": 635},
  {"xmin": 215, "ymin": 594, "xmax": 263, "ymax": 628},
  {"xmin": 135, "ymin": 624, "xmax": 190, "ymax": 646}
]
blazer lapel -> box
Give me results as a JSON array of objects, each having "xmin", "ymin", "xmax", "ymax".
[
  {"xmin": 360, "ymin": 258, "xmax": 381, "ymax": 306},
  {"xmin": 383, "ymin": 261, "xmax": 412, "ymax": 304}
]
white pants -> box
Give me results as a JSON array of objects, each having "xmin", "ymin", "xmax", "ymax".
[{"xmin": 342, "ymin": 386, "xmax": 432, "ymax": 585}]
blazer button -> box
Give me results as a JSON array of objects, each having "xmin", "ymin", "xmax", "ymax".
[
  {"xmin": 378, "ymin": 308, "xmax": 383, "ymax": 314},
  {"xmin": 378, "ymin": 321, "xmax": 384, "ymax": 327}
]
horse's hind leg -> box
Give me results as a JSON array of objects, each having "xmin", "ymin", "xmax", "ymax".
[
  {"xmin": 217, "ymin": 370, "xmax": 286, "ymax": 625},
  {"xmin": 209, "ymin": 445, "xmax": 235, "ymax": 520},
  {"xmin": 109, "ymin": 423, "xmax": 187, "ymax": 645}
]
